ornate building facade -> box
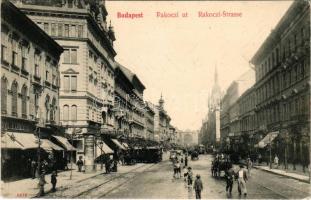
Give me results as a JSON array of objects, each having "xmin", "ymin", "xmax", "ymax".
[
  {"xmin": 114, "ymin": 62, "xmax": 145, "ymax": 139},
  {"xmin": 14, "ymin": 0, "xmax": 117, "ymax": 172},
  {"xmin": 1, "ymin": 1, "xmax": 63, "ymax": 177},
  {"xmin": 251, "ymin": 1, "xmax": 310, "ymax": 169}
]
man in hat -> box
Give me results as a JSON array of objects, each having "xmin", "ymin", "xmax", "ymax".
[
  {"xmin": 194, "ymin": 174, "xmax": 203, "ymax": 199},
  {"xmin": 237, "ymin": 164, "xmax": 248, "ymax": 197}
]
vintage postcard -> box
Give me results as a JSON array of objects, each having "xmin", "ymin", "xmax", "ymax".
[{"xmin": 1, "ymin": 0, "xmax": 310, "ymax": 199}]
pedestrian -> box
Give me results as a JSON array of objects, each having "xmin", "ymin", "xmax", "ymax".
[
  {"xmin": 38, "ymin": 172, "xmax": 47, "ymax": 197},
  {"xmin": 237, "ymin": 164, "xmax": 248, "ymax": 197},
  {"xmin": 274, "ymin": 155, "xmax": 279, "ymax": 169},
  {"xmin": 176, "ymin": 160, "xmax": 181, "ymax": 178},
  {"xmin": 187, "ymin": 167, "xmax": 193, "ymax": 188},
  {"xmin": 31, "ymin": 160, "xmax": 37, "ymax": 179},
  {"xmin": 105, "ymin": 157, "xmax": 111, "ymax": 174},
  {"xmin": 76, "ymin": 156, "xmax": 84, "ymax": 172},
  {"xmin": 225, "ymin": 166, "xmax": 234, "ymax": 196},
  {"xmin": 51, "ymin": 171, "xmax": 57, "ymax": 192},
  {"xmin": 193, "ymin": 174, "xmax": 203, "ymax": 199},
  {"xmin": 183, "ymin": 166, "xmax": 188, "ymax": 182},
  {"xmin": 185, "ymin": 154, "xmax": 188, "ymax": 167},
  {"xmin": 246, "ymin": 157, "xmax": 252, "ymax": 177}
]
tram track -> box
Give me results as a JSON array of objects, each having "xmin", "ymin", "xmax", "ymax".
[{"xmin": 73, "ymin": 163, "xmax": 156, "ymax": 198}]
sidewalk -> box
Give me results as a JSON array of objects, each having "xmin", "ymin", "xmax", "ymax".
[
  {"xmin": 240, "ymin": 159, "xmax": 310, "ymax": 183},
  {"xmin": 0, "ymin": 163, "xmax": 145, "ymax": 198},
  {"xmin": 252, "ymin": 165, "xmax": 310, "ymax": 183}
]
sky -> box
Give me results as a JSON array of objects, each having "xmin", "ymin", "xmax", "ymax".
[{"xmin": 105, "ymin": 1, "xmax": 293, "ymax": 131}]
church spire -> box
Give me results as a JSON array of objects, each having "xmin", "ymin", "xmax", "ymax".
[{"xmin": 159, "ymin": 93, "xmax": 164, "ymax": 109}]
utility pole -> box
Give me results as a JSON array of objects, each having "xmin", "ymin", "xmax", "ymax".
[{"xmin": 269, "ymin": 134, "xmax": 272, "ymax": 169}]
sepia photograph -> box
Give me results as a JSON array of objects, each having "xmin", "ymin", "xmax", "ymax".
[{"xmin": 0, "ymin": 0, "xmax": 310, "ymax": 199}]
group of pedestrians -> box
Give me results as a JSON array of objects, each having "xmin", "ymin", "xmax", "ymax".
[
  {"xmin": 224, "ymin": 164, "xmax": 249, "ymax": 198},
  {"xmin": 171, "ymin": 152, "xmax": 203, "ymax": 199}
]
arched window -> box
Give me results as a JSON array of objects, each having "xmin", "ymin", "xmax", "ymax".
[
  {"xmin": 71, "ymin": 105, "xmax": 77, "ymax": 121},
  {"xmin": 11, "ymin": 81, "xmax": 18, "ymax": 116},
  {"xmin": 45, "ymin": 95, "xmax": 50, "ymax": 122},
  {"xmin": 1, "ymin": 77, "xmax": 8, "ymax": 114},
  {"xmin": 50, "ymin": 98, "xmax": 56, "ymax": 121},
  {"xmin": 21, "ymin": 85, "xmax": 27, "ymax": 118},
  {"xmin": 63, "ymin": 105, "xmax": 69, "ymax": 121}
]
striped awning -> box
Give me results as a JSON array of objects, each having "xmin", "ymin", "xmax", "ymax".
[
  {"xmin": 53, "ymin": 136, "xmax": 76, "ymax": 151},
  {"xmin": 1, "ymin": 132, "xmax": 38, "ymax": 149}
]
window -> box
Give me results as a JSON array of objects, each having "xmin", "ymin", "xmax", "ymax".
[
  {"xmin": 64, "ymin": 24, "xmax": 69, "ymax": 37},
  {"xmin": 63, "ymin": 75, "xmax": 77, "ymax": 91},
  {"xmin": 1, "ymin": 45, "xmax": 7, "ymax": 61},
  {"xmin": 71, "ymin": 75, "xmax": 77, "ymax": 91},
  {"xmin": 63, "ymin": 49, "xmax": 70, "ymax": 63},
  {"xmin": 63, "ymin": 105, "xmax": 69, "ymax": 121},
  {"xmin": 50, "ymin": 98, "xmax": 56, "ymax": 121},
  {"xmin": 21, "ymin": 86, "xmax": 27, "ymax": 118},
  {"xmin": 11, "ymin": 82, "xmax": 18, "ymax": 116},
  {"xmin": 71, "ymin": 49, "xmax": 77, "ymax": 63},
  {"xmin": 70, "ymin": 25, "xmax": 76, "ymax": 37},
  {"xmin": 71, "ymin": 105, "xmax": 77, "ymax": 121},
  {"xmin": 58, "ymin": 24, "xmax": 63, "ymax": 37},
  {"xmin": 34, "ymin": 53, "xmax": 40, "ymax": 77},
  {"xmin": 63, "ymin": 48, "xmax": 77, "ymax": 64},
  {"xmin": 64, "ymin": 75, "xmax": 70, "ymax": 91},
  {"xmin": 12, "ymin": 39, "xmax": 18, "ymax": 66},
  {"xmin": 288, "ymin": 39, "xmax": 291, "ymax": 55},
  {"xmin": 78, "ymin": 25, "xmax": 83, "ymax": 38},
  {"xmin": 1, "ymin": 77, "xmax": 7, "ymax": 113},
  {"xmin": 21, "ymin": 46, "xmax": 28, "ymax": 70},
  {"xmin": 52, "ymin": 74, "xmax": 56, "ymax": 86},
  {"xmin": 44, "ymin": 23, "xmax": 49, "ymax": 34},
  {"xmin": 45, "ymin": 95, "xmax": 50, "ymax": 122},
  {"xmin": 34, "ymin": 93, "xmax": 39, "ymax": 118},
  {"xmin": 51, "ymin": 23, "xmax": 57, "ymax": 36},
  {"xmin": 46, "ymin": 70, "xmax": 49, "ymax": 82}
]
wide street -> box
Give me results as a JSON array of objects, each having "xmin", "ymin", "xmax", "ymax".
[{"xmin": 45, "ymin": 154, "xmax": 310, "ymax": 199}]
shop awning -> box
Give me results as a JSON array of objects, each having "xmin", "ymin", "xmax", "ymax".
[
  {"xmin": 256, "ymin": 131, "xmax": 279, "ymax": 148},
  {"xmin": 1, "ymin": 132, "xmax": 38, "ymax": 149},
  {"xmin": 53, "ymin": 136, "xmax": 76, "ymax": 151},
  {"xmin": 40, "ymin": 139, "xmax": 64, "ymax": 151},
  {"xmin": 111, "ymin": 139, "xmax": 126, "ymax": 150},
  {"xmin": 98, "ymin": 142, "xmax": 114, "ymax": 154}
]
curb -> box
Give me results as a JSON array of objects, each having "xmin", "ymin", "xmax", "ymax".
[{"xmin": 252, "ymin": 166, "xmax": 310, "ymax": 184}]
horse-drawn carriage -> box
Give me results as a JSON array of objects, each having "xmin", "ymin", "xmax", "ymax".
[
  {"xmin": 211, "ymin": 156, "xmax": 232, "ymax": 177},
  {"xmin": 191, "ymin": 151, "xmax": 199, "ymax": 160}
]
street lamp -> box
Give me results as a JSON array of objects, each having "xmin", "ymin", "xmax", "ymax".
[
  {"xmin": 99, "ymin": 141, "xmax": 104, "ymax": 170},
  {"xmin": 269, "ymin": 134, "xmax": 272, "ymax": 169}
]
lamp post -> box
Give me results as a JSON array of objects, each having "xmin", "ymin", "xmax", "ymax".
[
  {"xmin": 99, "ymin": 141, "xmax": 104, "ymax": 170},
  {"xmin": 269, "ymin": 134, "xmax": 272, "ymax": 169},
  {"xmin": 69, "ymin": 126, "xmax": 76, "ymax": 180}
]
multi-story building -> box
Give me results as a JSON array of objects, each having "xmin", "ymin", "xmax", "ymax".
[
  {"xmin": 220, "ymin": 70, "xmax": 255, "ymax": 150},
  {"xmin": 1, "ymin": 1, "xmax": 63, "ymax": 178},
  {"xmin": 114, "ymin": 62, "xmax": 145, "ymax": 139},
  {"xmin": 14, "ymin": 0, "xmax": 117, "ymax": 172},
  {"xmin": 168, "ymin": 125, "xmax": 176, "ymax": 144},
  {"xmin": 251, "ymin": 1, "xmax": 310, "ymax": 169},
  {"xmin": 154, "ymin": 95, "xmax": 171, "ymax": 142},
  {"xmin": 144, "ymin": 101, "xmax": 155, "ymax": 140},
  {"xmin": 237, "ymin": 86, "xmax": 256, "ymax": 153}
]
